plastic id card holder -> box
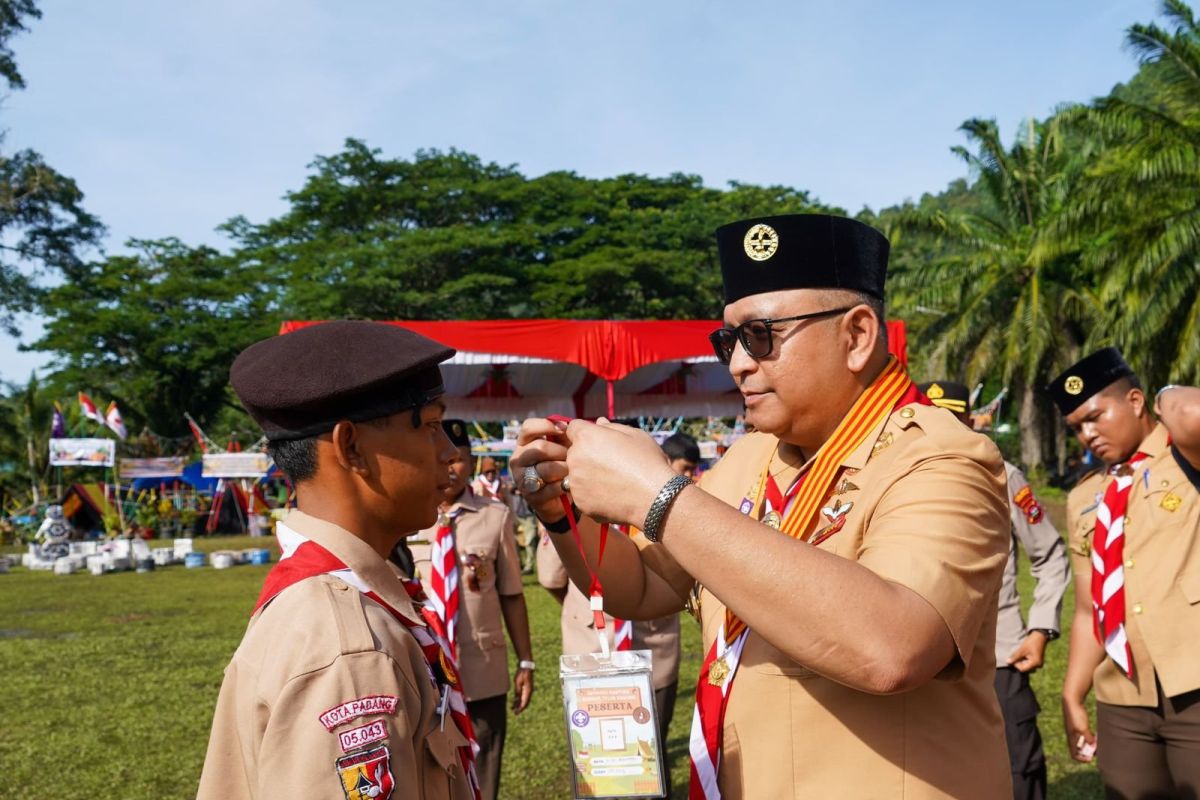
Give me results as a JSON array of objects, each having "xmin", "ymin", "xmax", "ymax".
[{"xmin": 560, "ymin": 650, "xmax": 665, "ymax": 799}]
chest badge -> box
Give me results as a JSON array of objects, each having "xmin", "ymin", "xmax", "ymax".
[
  {"xmin": 762, "ymin": 510, "xmax": 783, "ymax": 529},
  {"xmin": 835, "ymin": 478, "xmax": 860, "ymax": 495},
  {"xmin": 821, "ymin": 499, "xmax": 853, "ymax": 523},
  {"xmin": 871, "ymin": 431, "xmax": 893, "ymax": 457},
  {"xmin": 1161, "ymin": 492, "xmax": 1183, "ymax": 512}
]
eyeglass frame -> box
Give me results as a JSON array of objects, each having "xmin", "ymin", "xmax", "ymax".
[{"xmin": 708, "ymin": 306, "xmax": 856, "ymax": 365}]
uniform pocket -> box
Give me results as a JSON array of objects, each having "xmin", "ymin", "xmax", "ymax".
[
  {"xmin": 423, "ymin": 723, "xmax": 468, "ymax": 796},
  {"xmin": 1180, "ymin": 569, "xmax": 1200, "ymax": 605}
]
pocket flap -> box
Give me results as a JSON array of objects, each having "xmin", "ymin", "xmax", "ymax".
[
  {"xmin": 1181, "ymin": 570, "xmax": 1200, "ymax": 605},
  {"xmin": 425, "ymin": 722, "xmax": 468, "ymax": 772}
]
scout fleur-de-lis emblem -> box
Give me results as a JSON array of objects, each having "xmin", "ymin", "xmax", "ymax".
[
  {"xmin": 743, "ymin": 223, "xmax": 779, "ymax": 261},
  {"xmin": 1161, "ymin": 492, "xmax": 1183, "ymax": 512}
]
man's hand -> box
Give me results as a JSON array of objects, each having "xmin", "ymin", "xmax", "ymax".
[
  {"xmin": 512, "ymin": 668, "xmax": 534, "ymax": 715},
  {"xmin": 1062, "ymin": 695, "xmax": 1097, "ymax": 762},
  {"xmin": 510, "ymin": 418, "xmax": 571, "ymax": 519},
  {"xmin": 561, "ymin": 419, "xmax": 677, "ymax": 527},
  {"xmin": 1006, "ymin": 630, "xmax": 1048, "ymax": 673}
]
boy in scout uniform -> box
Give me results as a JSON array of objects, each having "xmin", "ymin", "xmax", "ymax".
[
  {"xmin": 920, "ymin": 380, "xmax": 1071, "ymax": 800},
  {"xmin": 512, "ymin": 214, "xmax": 1012, "ymax": 798},
  {"xmin": 198, "ymin": 320, "xmax": 477, "ymax": 800},
  {"xmin": 408, "ymin": 420, "xmax": 535, "ymax": 800},
  {"xmin": 1049, "ymin": 348, "xmax": 1200, "ymax": 798}
]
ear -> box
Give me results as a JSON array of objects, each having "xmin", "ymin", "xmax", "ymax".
[
  {"xmin": 331, "ymin": 421, "xmax": 370, "ymax": 476},
  {"xmin": 842, "ymin": 305, "xmax": 881, "ymax": 374},
  {"xmin": 1128, "ymin": 386, "xmax": 1147, "ymax": 418}
]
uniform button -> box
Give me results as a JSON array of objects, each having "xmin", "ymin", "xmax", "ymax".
[
  {"xmin": 1133, "ymin": 603, "xmax": 1143, "ymax": 615},
  {"xmin": 1161, "ymin": 480, "xmax": 1170, "ymax": 488},
  {"xmin": 899, "ymin": 407, "xmax": 915, "ymax": 419},
  {"xmin": 1125, "ymin": 558, "xmax": 1134, "ymax": 569}
]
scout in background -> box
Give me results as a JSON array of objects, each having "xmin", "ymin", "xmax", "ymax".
[
  {"xmin": 198, "ymin": 320, "xmax": 477, "ymax": 800},
  {"xmin": 514, "ymin": 214, "xmax": 1013, "ymax": 799},
  {"xmin": 408, "ymin": 419, "xmax": 535, "ymax": 800},
  {"xmin": 1050, "ymin": 348, "xmax": 1200, "ymax": 799},
  {"xmin": 919, "ymin": 380, "xmax": 1071, "ymax": 800}
]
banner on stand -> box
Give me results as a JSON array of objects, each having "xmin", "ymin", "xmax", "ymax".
[
  {"xmin": 49, "ymin": 438, "xmax": 116, "ymax": 467},
  {"xmin": 118, "ymin": 457, "xmax": 186, "ymax": 479},
  {"xmin": 202, "ymin": 452, "xmax": 272, "ymax": 478}
]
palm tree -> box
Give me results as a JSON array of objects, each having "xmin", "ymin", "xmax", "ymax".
[
  {"xmin": 0, "ymin": 373, "xmax": 54, "ymax": 508},
  {"xmin": 1053, "ymin": 0, "xmax": 1200, "ymax": 387},
  {"xmin": 888, "ymin": 118, "xmax": 1099, "ymax": 472}
]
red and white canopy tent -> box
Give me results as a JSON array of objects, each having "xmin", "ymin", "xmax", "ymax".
[{"xmin": 280, "ymin": 320, "xmax": 908, "ymax": 421}]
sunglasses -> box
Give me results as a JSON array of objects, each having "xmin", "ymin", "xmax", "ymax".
[{"xmin": 708, "ymin": 307, "xmax": 854, "ymax": 365}]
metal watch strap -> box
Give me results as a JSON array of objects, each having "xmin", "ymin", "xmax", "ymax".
[{"xmin": 642, "ymin": 474, "xmax": 693, "ymax": 543}]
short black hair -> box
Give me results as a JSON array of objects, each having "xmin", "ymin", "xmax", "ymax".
[
  {"xmin": 661, "ymin": 432, "xmax": 700, "ymax": 463},
  {"xmin": 267, "ymin": 436, "xmax": 318, "ymax": 483}
]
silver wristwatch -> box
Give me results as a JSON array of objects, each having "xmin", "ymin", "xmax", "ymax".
[{"xmin": 642, "ymin": 474, "xmax": 693, "ymax": 543}]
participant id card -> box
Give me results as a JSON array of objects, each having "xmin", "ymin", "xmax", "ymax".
[{"xmin": 560, "ymin": 650, "xmax": 665, "ymax": 799}]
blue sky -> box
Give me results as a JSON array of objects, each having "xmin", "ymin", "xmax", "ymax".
[{"xmin": 1, "ymin": 0, "xmax": 1160, "ymax": 381}]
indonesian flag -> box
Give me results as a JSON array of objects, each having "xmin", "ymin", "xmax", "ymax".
[
  {"xmin": 105, "ymin": 401, "xmax": 128, "ymax": 440},
  {"xmin": 78, "ymin": 392, "xmax": 104, "ymax": 424}
]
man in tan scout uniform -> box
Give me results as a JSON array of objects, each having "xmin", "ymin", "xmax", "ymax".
[
  {"xmin": 920, "ymin": 380, "xmax": 1071, "ymax": 800},
  {"xmin": 1050, "ymin": 348, "xmax": 1200, "ymax": 798},
  {"xmin": 198, "ymin": 320, "xmax": 476, "ymax": 800},
  {"xmin": 512, "ymin": 214, "xmax": 1012, "ymax": 798},
  {"xmin": 408, "ymin": 419, "xmax": 534, "ymax": 800}
]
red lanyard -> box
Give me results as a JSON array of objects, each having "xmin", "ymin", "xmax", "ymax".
[{"xmin": 546, "ymin": 416, "xmax": 612, "ymax": 647}]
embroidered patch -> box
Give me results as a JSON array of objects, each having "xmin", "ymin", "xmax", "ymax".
[
  {"xmin": 1161, "ymin": 492, "xmax": 1183, "ymax": 512},
  {"xmin": 1013, "ymin": 485, "xmax": 1044, "ymax": 524},
  {"xmin": 319, "ymin": 695, "xmax": 399, "ymax": 732},
  {"xmin": 338, "ymin": 720, "xmax": 388, "ymax": 753},
  {"xmin": 336, "ymin": 745, "xmax": 394, "ymax": 800}
]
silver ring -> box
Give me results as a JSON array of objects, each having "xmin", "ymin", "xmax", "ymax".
[
  {"xmin": 561, "ymin": 476, "xmax": 572, "ymax": 494},
  {"xmin": 521, "ymin": 465, "xmax": 545, "ymax": 495}
]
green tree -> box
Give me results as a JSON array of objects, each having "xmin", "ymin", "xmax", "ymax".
[
  {"xmin": 0, "ymin": 0, "xmax": 102, "ymax": 333},
  {"xmin": 31, "ymin": 239, "xmax": 277, "ymax": 438},
  {"xmin": 0, "ymin": 372, "xmax": 53, "ymax": 508},
  {"xmin": 888, "ymin": 118, "xmax": 1098, "ymax": 472},
  {"xmin": 1054, "ymin": 0, "xmax": 1200, "ymax": 387}
]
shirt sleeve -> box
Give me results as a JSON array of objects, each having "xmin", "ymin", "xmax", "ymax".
[
  {"xmin": 536, "ymin": 525, "xmax": 569, "ymax": 589},
  {"xmin": 1007, "ymin": 467, "xmax": 1071, "ymax": 633},
  {"xmin": 858, "ymin": 454, "xmax": 1009, "ymax": 671},
  {"xmin": 256, "ymin": 650, "xmax": 432, "ymax": 800},
  {"xmin": 495, "ymin": 507, "xmax": 524, "ymax": 596}
]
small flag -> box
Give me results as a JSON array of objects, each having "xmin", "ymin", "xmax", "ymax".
[
  {"xmin": 78, "ymin": 392, "xmax": 104, "ymax": 424},
  {"xmin": 51, "ymin": 402, "xmax": 66, "ymax": 438},
  {"xmin": 105, "ymin": 401, "xmax": 127, "ymax": 440},
  {"xmin": 185, "ymin": 413, "xmax": 209, "ymax": 453}
]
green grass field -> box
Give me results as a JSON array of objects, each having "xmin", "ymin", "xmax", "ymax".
[{"xmin": 0, "ymin": 510, "xmax": 1103, "ymax": 799}]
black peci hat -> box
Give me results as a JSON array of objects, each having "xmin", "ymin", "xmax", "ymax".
[
  {"xmin": 1046, "ymin": 347, "xmax": 1136, "ymax": 416},
  {"xmin": 916, "ymin": 381, "xmax": 971, "ymax": 415},
  {"xmin": 231, "ymin": 320, "xmax": 455, "ymax": 441},
  {"xmin": 715, "ymin": 214, "xmax": 890, "ymax": 305}
]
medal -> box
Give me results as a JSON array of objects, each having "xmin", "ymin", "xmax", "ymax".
[
  {"xmin": 708, "ymin": 655, "xmax": 730, "ymax": 686},
  {"xmin": 762, "ymin": 510, "xmax": 782, "ymax": 529}
]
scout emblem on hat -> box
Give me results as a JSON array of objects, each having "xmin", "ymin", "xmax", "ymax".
[
  {"xmin": 336, "ymin": 745, "xmax": 394, "ymax": 800},
  {"xmin": 743, "ymin": 223, "xmax": 779, "ymax": 261},
  {"xmin": 1047, "ymin": 347, "xmax": 1137, "ymax": 416}
]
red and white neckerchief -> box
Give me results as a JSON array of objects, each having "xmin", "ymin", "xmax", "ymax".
[
  {"xmin": 611, "ymin": 525, "xmax": 634, "ymax": 652},
  {"xmin": 255, "ymin": 523, "xmax": 482, "ymax": 800},
  {"xmin": 476, "ymin": 475, "xmax": 501, "ymax": 501},
  {"xmin": 1092, "ymin": 453, "xmax": 1148, "ymax": 679},
  {"xmin": 428, "ymin": 507, "xmax": 463, "ymax": 659},
  {"xmin": 688, "ymin": 359, "xmax": 923, "ymax": 800}
]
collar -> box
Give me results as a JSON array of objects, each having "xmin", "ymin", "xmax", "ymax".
[
  {"xmin": 444, "ymin": 487, "xmax": 484, "ymax": 515},
  {"xmin": 280, "ymin": 509, "xmax": 424, "ymax": 625},
  {"xmin": 1139, "ymin": 422, "xmax": 1170, "ymax": 459}
]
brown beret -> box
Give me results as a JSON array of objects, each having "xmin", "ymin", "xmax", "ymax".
[{"xmin": 231, "ymin": 320, "xmax": 456, "ymax": 441}]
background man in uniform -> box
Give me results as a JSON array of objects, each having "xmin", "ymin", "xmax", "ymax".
[
  {"xmin": 472, "ymin": 456, "xmax": 509, "ymax": 504},
  {"xmin": 513, "ymin": 214, "xmax": 1013, "ymax": 798},
  {"xmin": 661, "ymin": 431, "xmax": 701, "ymax": 479},
  {"xmin": 1050, "ymin": 348, "xmax": 1200, "ymax": 799},
  {"xmin": 409, "ymin": 419, "xmax": 535, "ymax": 800},
  {"xmin": 919, "ymin": 380, "xmax": 1071, "ymax": 800},
  {"xmin": 199, "ymin": 320, "xmax": 476, "ymax": 800}
]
